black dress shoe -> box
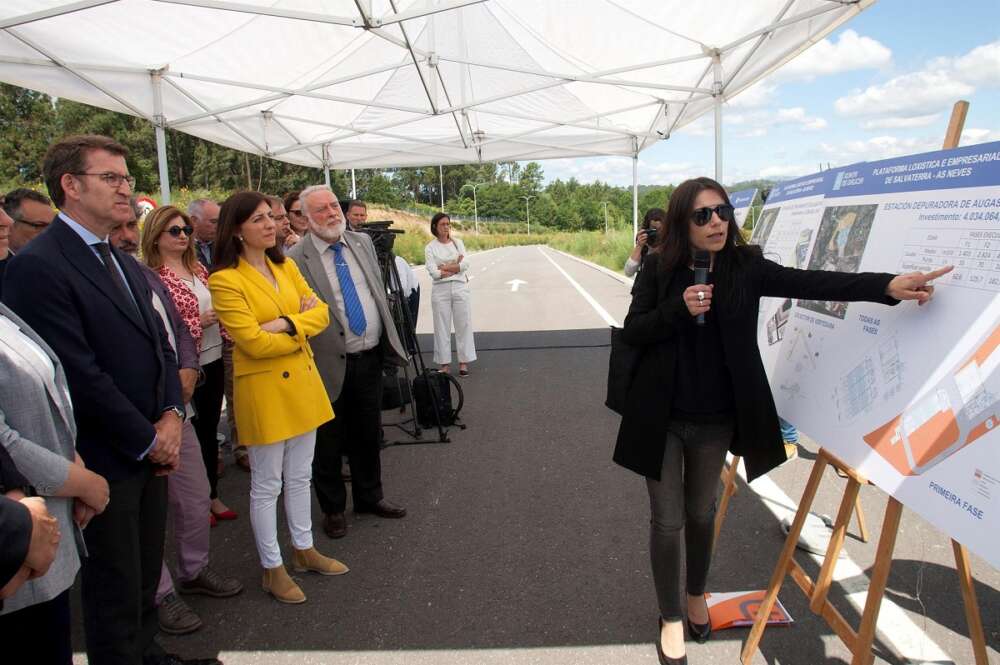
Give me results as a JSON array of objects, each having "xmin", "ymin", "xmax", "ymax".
[
  {"xmin": 657, "ymin": 618, "xmax": 688, "ymax": 665},
  {"xmin": 323, "ymin": 512, "xmax": 347, "ymax": 538},
  {"xmin": 687, "ymin": 617, "xmax": 711, "ymax": 644},
  {"xmin": 354, "ymin": 499, "xmax": 407, "ymax": 518},
  {"xmin": 145, "ymin": 653, "xmax": 222, "ymax": 665}
]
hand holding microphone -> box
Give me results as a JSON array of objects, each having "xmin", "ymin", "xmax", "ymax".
[
  {"xmin": 684, "ymin": 284, "xmax": 713, "ymax": 319},
  {"xmin": 692, "ymin": 250, "xmax": 711, "ymax": 326}
]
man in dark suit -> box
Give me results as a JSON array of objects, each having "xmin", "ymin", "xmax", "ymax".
[
  {"xmin": 3, "ymin": 135, "xmax": 217, "ymax": 665},
  {"xmin": 286, "ymin": 185, "xmax": 408, "ymax": 540}
]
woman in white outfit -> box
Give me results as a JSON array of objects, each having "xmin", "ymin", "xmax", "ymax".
[{"xmin": 424, "ymin": 213, "xmax": 476, "ymax": 376}]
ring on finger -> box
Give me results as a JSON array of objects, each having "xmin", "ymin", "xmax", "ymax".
[{"xmin": 697, "ymin": 291, "xmax": 705, "ymax": 303}]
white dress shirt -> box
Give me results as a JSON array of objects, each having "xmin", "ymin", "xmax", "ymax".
[{"xmin": 310, "ymin": 233, "xmax": 382, "ymax": 353}]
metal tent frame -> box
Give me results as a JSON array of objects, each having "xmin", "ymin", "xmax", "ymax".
[{"xmin": 0, "ymin": 0, "xmax": 876, "ymax": 233}]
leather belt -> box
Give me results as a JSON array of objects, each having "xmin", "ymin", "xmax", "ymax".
[{"xmin": 345, "ymin": 347, "xmax": 379, "ymax": 361}]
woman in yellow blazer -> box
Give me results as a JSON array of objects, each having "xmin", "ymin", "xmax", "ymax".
[{"xmin": 208, "ymin": 191, "xmax": 346, "ymax": 605}]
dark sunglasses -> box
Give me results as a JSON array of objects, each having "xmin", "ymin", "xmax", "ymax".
[
  {"xmin": 691, "ymin": 204, "xmax": 735, "ymax": 226},
  {"xmin": 165, "ymin": 225, "xmax": 194, "ymax": 237}
]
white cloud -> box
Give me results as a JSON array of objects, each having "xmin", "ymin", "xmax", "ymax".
[
  {"xmin": 759, "ymin": 164, "xmax": 816, "ymax": 179},
  {"xmin": 726, "ymin": 107, "xmax": 827, "ymax": 137},
  {"xmin": 962, "ymin": 128, "xmax": 1000, "ymax": 144},
  {"xmin": 727, "ymin": 80, "xmax": 777, "ymax": 109},
  {"xmin": 776, "ymin": 30, "xmax": 892, "ymax": 81},
  {"xmin": 861, "ymin": 114, "xmax": 941, "ymax": 130},
  {"xmin": 540, "ymin": 156, "xmax": 705, "ymax": 187},
  {"xmin": 834, "ymin": 39, "xmax": 999, "ymax": 119},
  {"xmin": 818, "ymin": 135, "xmax": 941, "ymax": 163}
]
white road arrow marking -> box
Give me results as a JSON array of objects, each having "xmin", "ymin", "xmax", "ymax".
[{"xmin": 506, "ymin": 279, "xmax": 527, "ymax": 292}]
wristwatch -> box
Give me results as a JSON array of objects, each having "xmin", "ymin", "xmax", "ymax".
[{"xmin": 164, "ymin": 405, "xmax": 185, "ymax": 422}]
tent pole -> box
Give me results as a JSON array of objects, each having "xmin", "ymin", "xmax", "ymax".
[
  {"xmin": 632, "ymin": 138, "xmax": 639, "ymax": 240},
  {"xmin": 439, "ymin": 165, "xmax": 445, "ymax": 209},
  {"xmin": 322, "ymin": 143, "xmax": 331, "ymax": 188},
  {"xmin": 351, "ymin": 168, "xmax": 357, "ymax": 199},
  {"xmin": 713, "ymin": 54, "xmax": 723, "ymax": 183},
  {"xmin": 151, "ymin": 69, "xmax": 171, "ymax": 204}
]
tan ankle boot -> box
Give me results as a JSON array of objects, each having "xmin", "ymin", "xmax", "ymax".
[
  {"xmin": 291, "ymin": 546, "xmax": 349, "ymax": 576},
  {"xmin": 261, "ymin": 564, "xmax": 306, "ymax": 604}
]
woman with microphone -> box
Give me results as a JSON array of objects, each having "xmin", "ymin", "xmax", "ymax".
[{"xmin": 614, "ymin": 177, "xmax": 950, "ymax": 665}]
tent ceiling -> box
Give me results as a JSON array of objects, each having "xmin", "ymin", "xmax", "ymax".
[{"xmin": 0, "ymin": 0, "xmax": 875, "ymax": 169}]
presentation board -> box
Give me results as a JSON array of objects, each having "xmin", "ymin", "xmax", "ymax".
[
  {"xmin": 760, "ymin": 142, "xmax": 1000, "ymax": 569},
  {"xmin": 730, "ymin": 187, "xmax": 758, "ymax": 229}
]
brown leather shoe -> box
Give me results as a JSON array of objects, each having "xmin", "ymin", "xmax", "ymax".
[
  {"xmin": 291, "ymin": 547, "xmax": 349, "ymax": 576},
  {"xmin": 323, "ymin": 512, "xmax": 347, "ymax": 539},
  {"xmin": 355, "ymin": 499, "xmax": 407, "ymax": 519}
]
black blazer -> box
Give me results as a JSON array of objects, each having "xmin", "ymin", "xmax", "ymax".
[
  {"xmin": 2, "ymin": 216, "xmax": 182, "ymax": 482},
  {"xmin": 613, "ymin": 248, "xmax": 898, "ymax": 483}
]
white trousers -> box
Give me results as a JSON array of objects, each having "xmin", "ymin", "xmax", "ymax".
[
  {"xmin": 431, "ymin": 280, "xmax": 477, "ymax": 365},
  {"xmin": 247, "ymin": 430, "xmax": 316, "ymax": 569}
]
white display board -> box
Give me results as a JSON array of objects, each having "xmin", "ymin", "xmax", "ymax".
[
  {"xmin": 730, "ymin": 188, "xmax": 758, "ymax": 229},
  {"xmin": 762, "ymin": 142, "xmax": 1000, "ymax": 569}
]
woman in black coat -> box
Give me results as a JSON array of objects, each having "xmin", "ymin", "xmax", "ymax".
[{"xmin": 614, "ymin": 177, "xmax": 950, "ymax": 664}]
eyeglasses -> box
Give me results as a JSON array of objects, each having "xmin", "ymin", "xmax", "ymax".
[
  {"xmin": 273, "ymin": 213, "xmax": 288, "ymax": 222},
  {"xmin": 691, "ymin": 204, "xmax": 735, "ymax": 226},
  {"xmin": 72, "ymin": 172, "xmax": 136, "ymax": 189},
  {"xmin": 288, "ymin": 209, "xmax": 303, "ymax": 217},
  {"xmin": 165, "ymin": 225, "xmax": 194, "ymax": 238}
]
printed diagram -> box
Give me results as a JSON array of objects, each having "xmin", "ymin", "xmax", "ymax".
[
  {"xmin": 752, "ymin": 207, "xmax": 780, "ymax": 249},
  {"xmin": 832, "ymin": 336, "xmax": 904, "ymax": 424},
  {"xmin": 800, "ymin": 204, "xmax": 878, "ymax": 319},
  {"xmin": 782, "ymin": 326, "xmax": 822, "ymax": 373},
  {"xmin": 766, "ymin": 299, "xmax": 794, "ymax": 346},
  {"xmin": 864, "ymin": 323, "xmax": 1000, "ymax": 476}
]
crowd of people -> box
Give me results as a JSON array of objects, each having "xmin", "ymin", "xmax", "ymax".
[
  {"xmin": 0, "ymin": 133, "xmax": 948, "ymax": 665},
  {"xmin": 0, "ymin": 133, "xmax": 479, "ymax": 665}
]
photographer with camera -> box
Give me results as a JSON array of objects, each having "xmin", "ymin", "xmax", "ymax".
[
  {"xmin": 285, "ymin": 186, "xmax": 408, "ymax": 541},
  {"xmin": 625, "ymin": 208, "xmax": 667, "ymax": 278}
]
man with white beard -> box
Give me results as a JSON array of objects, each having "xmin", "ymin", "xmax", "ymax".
[{"xmin": 285, "ymin": 186, "xmax": 408, "ymax": 540}]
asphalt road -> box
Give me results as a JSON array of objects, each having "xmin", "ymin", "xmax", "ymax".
[{"xmin": 70, "ymin": 245, "xmax": 998, "ymax": 665}]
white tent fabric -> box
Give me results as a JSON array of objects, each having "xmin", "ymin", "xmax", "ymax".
[{"xmin": 0, "ymin": 0, "xmax": 875, "ymax": 175}]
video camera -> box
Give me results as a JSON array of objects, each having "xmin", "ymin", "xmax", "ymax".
[{"xmin": 358, "ymin": 220, "xmax": 405, "ymax": 263}]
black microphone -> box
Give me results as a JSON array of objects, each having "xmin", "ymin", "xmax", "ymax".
[{"xmin": 693, "ymin": 250, "xmax": 711, "ymax": 327}]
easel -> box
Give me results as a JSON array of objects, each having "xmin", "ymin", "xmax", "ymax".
[
  {"xmin": 740, "ymin": 101, "xmax": 991, "ymax": 665},
  {"xmin": 714, "ymin": 455, "xmax": 741, "ymax": 546}
]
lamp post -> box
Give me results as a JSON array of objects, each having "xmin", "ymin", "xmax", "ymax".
[
  {"xmin": 602, "ymin": 201, "xmax": 610, "ymax": 234},
  {"xmin": 460, "ymin": 182, "xmax": 485, "ymax": 234},
  {"xmin": 521, "ymin": 195, "xmax": 535, "ymax": 235}
]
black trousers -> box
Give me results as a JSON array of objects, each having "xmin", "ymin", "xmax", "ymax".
[
  {"xmin": 0, "ymin": 589, "xmax": 72, "ymax": 664},
  {"xmin": 82, "ymin": 465, "xmax": 167, "ymax": 664},
  {"xmin": 313, "ymin": 350, "xmax": 384, "ymax": 515},
  {"xmin": 192, "ymin": 357, "xmax": 225, "ymax": 500},
  {"xmin": 646, "ymin": 419, "xmax": 732, "ymax": 621}
]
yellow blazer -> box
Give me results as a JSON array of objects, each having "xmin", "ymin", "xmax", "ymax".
[{"xmin": 208, "ymin": 256, "xmax": 334, "ymax": 446}]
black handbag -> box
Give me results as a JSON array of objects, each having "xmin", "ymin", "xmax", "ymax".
[{"xmin": 605, "ymin": 326, "xmax": 642, "ymax": 415}]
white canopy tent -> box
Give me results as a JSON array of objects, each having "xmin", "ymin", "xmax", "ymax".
[{"xmin": 0, "ymin": 0, "xmax": 875, "ymax": 231}]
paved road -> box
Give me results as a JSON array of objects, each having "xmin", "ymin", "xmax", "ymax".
[{"xmin": 71, "ymin": 246, "xmax": 997, "ymax": 664}]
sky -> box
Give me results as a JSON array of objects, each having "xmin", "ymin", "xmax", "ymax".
[{"xmin": 538, "ymin": 0, "xmax": 1000, "ymax": 188}]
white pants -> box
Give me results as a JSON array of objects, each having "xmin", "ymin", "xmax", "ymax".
[
  {"xmin": 431, "ymin": 280, "xmax": 477, "ymax": 365},
  {"xmin": 247, "ymin": 430, "xmax": 316, "ymax": 569}
]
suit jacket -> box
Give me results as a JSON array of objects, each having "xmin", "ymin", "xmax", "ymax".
[
  {"xmin": 3, "ymin": 216, "xmax": 182, "ymax": 482},
  {"xmin": 0, "ymin": 445, "xmax": 31, "ymax": 596},
  {"xmin": 0, "ymin": 302, "xmax": 84, "ymax": 614},
  {"xmin": 208, "ymin": 256, "xmax": 333, "ymax": 445},
  {"xmin": 286, "ymin": 231, "xmax": 407, "ymax": 402},
  {"xmin": 613, "ymin": 248, "xmax": 898, "ymax": 482}
]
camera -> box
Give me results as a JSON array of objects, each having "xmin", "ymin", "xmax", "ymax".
[
  {"xmin": 359, "ymin": 221, "xmax": 405, "ymax": 262},
  {"xmin": 645, "ymin": 227, "xmax": 658, "ymax": 245}
]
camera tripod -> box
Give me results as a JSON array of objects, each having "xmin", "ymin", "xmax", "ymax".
[{"xmin": 369, "ymin": 228, "xmax": 464, "ymax": 445}]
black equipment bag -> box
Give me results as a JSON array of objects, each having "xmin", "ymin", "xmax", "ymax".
[
  {"xmin": 605, "ymin": 326, "xmax": 642, "ymax": 415},
  {"xmin": 412, "ymin": 369, "xmax": 463, "ymax": 428}
]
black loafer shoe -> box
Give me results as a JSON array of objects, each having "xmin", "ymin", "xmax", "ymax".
[
  {"xmin": 355, "ymin": 499, "xmax": 407, "ymax": 519},
  {"xmin": 657, "ymin": 618, "xmax": 688, "ymax": 665},
  {"xmin": 144, "ymin": 653, "xmax": 222, "ymax": 665},
  {"xmin": 323, "ymin": 512, "xmax": 347, "ymax": 538},
  {"xmin": 686, "ymin": 617, "xmax": 711, "ymax": 644}
]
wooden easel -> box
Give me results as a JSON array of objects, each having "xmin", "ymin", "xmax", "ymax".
[
  {"xmin": 741, "ymin": 101, "xmax": 991, "ymax": 665},
  {"xmin": 714, "ymin": 454, "xmax": 741, "ymax": 545}
]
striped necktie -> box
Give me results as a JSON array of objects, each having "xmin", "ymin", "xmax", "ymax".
[{"xmin": 331, "ymin": 243, "xmax": 367, "ymax": 336}]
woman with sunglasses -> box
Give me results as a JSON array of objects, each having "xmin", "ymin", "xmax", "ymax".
[
  {"xmin": 614, "ymin": 177, "xmax": 950, "ymax": 665},
  {"xmin": 141, "ymin": 206, "xmax": 236, "ymax": 526}
]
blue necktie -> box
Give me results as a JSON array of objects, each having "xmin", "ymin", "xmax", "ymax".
[{"xmin": 331, "ymin": 243, "xmax": 367, "ymax": 336}]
